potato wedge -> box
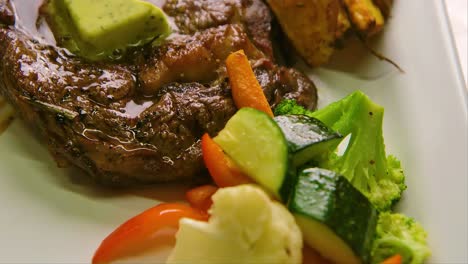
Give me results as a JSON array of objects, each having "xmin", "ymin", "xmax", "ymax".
[
  {"xmin": 267, "ymin": 0, "xmax": 341, "ymax": 67},
  {"xmin": 342, "ymin": 0, "xmax": 385, "ymax": 36}
]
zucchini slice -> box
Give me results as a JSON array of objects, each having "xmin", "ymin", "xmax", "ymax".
[
  {"xmin": 289, "ymin": 168, "xmax": 378, "ymax": 264},
  {"xmin": 214, "ymin": 108, "xmax": 290, "ymax": 200},
  {"xmin": 274, "ymin": 115, "xmax": 342, "ymax": 167}
]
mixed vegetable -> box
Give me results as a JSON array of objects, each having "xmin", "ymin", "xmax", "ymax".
[
  {"xmin": 92, "ymin": 50, "xmax": 430, "ymax": 264},
  {"xmin": 275, "ymin": 92, "xmax": 406, "ymax": 211},
  {"xmin": 169, "ymin": 185, "xmax": 303, "ymax": 264}
]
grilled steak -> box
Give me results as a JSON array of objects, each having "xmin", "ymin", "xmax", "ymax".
[
  {"xmin": 0, "ymin": 0, "xmax": 317, "ymax": 185},
  {"xmin": 165, "ymin": 0, "xmax": 274, "ymax": 57}
]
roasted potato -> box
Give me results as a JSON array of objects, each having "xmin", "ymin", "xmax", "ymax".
[
  {"xmin": 336, "ymin": 5, "xmax": 352, "ymax": 39},
  {"xmin": 343, "ymin": 0, "xmax": 385, "ymax": 36},
  {"xmin": 267, "ymin": 0, "xmax": 392, "ymax": 67},
  {"xmin": 266, "ymin": 0, "xmax": 342, "ymax": 67}
]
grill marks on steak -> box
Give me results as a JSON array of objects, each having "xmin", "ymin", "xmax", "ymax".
[{"xmin": 0, "ymin": 0, "xmax": 318, "ymax": 185}]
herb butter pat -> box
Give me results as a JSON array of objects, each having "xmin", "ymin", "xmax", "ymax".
[{"xmin": 56, "ymin": 0, "xmax": 170, "ymax": 57}]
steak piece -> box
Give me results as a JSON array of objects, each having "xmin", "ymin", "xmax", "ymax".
[
  {"xmin": 164, "ymin": 0, "xmax": 273, "ymax": 57},
  {"xmin": 139, "ymin": 24, "xmax": 266, "ymax": 95},
  {"xmin": 0, "ymin": 0, "xmax": 317, "ymax": 185}
]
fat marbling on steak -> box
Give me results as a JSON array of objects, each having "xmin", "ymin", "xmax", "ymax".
[{"xmin": 0, "ymin": 0, "xmax": 317, "ymax": 185}]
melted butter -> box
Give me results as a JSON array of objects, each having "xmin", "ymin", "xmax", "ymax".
[
  {"xmin": 10, "ymin": 0, "xmax": 172, "ymax": 46},
  {"xmin": 11, "ymin": 0, "xmax": 56, "ymax": 44},
  {"xmin": 81, "ymin": 128, "xmax": 159, "ymax": 153},
  {"xmin": 121, "ymin": 100, "xmax": 154, "ymax": 119}
]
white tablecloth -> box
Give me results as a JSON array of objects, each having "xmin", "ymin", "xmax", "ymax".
[{"xmin": 445, "ymin": 0, "xmax": 467, "ymax": 85}]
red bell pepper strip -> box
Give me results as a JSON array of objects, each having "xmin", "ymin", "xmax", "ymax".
[
  {"xmin": 201, "ymin": 133, "xmax": 252, "ymax": 187},
  {"xmin": 225, "ymin": 50, "xmax": 274, "ymax": 117},
  {"xmin": 381, "ymin": 254, "xmax": 402, "ymax": 264},
  {"xmin": 92, "ymin": 203, "xmax": 208, "ymax": 264},
  {"xmin": 186, "ymin": 185, "xmax": 219, "ymax": 212}
]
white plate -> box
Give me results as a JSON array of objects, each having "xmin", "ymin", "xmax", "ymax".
[{"xmin": 0, "ymin": 0, "xmax": 467, "ymax": 263}]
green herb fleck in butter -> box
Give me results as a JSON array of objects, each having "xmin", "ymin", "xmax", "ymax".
[{"xmin": 49, "ymin": 0, "xmax": 171, "ymax": 60}]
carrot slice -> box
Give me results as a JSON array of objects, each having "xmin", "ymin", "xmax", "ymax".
[
  {"xmin": 201, "ymin": 133, "xmax": 252, "ymax": 187},
  {"xmin": 225, "ymin": 50, "xmax": 274, "ymax": 117},
  {"xmin": 186, "ymin": 185, "xmax": 219, "ymax": 212},
  {"xmin": 381, "ymin": 254, "xmax": 403, "ymax": 264}
]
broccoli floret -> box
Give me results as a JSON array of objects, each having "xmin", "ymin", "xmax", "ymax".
[
  {"xmin": 275, "ymin": 91, "xmax": 406, "ymax": 211},
  {"xmin": 371, "ymin": 212, "xmax": 431, "ymax": 264},
  {"xmin": 274, "ymin": 99, "xmax": 313, "ymax": 116}
]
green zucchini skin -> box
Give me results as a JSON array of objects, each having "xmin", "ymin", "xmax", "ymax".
[
  {"xmin": 274, "ymin": 115, "xmax": 342, "ymax": 167},
  {"xmin": 214, "ymin": 108, "xmax": 291, "ymax": 201},
  {"xmin": 289, "ymin": 168, "xmax": 379, "ymax": 263}
]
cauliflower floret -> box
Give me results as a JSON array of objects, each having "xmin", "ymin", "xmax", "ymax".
[{"xmin": 167, "ymin": 185, "xmax": 303, "ymax": 264}]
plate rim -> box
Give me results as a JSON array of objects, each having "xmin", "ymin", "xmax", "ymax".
[{"xmin": 435, "ymin": 0, "xmax": 468, "ymax": 110}]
